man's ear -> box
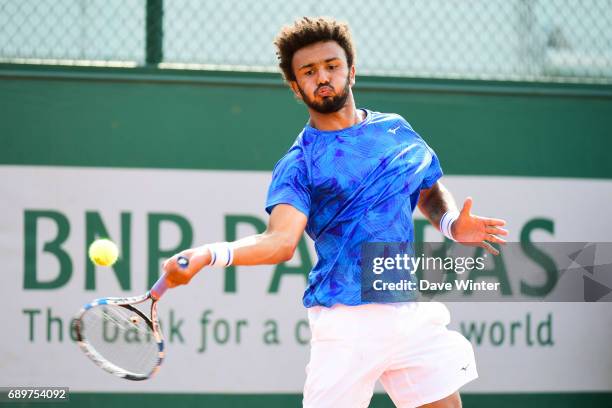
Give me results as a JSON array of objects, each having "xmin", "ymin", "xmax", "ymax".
[
  {"xmin": 289, "ymin": 80, "xmax": 303, "ymax": 101},
  {"xmin": 349, "ymin": 65, "xmax": 356, "ymax": 87}
]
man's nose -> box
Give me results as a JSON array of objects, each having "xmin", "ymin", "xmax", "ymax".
[{"xmin": 316, "ymin": 69, "xmax": 331, "ymax": 84}]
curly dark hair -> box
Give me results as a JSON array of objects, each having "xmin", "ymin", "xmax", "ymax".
[{"xmin": 274, "ymin": 17, "xmax": 355, "ymax": 82}]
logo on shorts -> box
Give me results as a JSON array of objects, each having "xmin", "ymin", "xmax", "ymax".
[{"xmin": 460, "ymin": 363, "xmax": 470, "ymax": 373}]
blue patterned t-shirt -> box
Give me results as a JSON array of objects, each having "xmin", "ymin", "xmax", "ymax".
[{"xmin": 265, "ymin": 109, "xmax": 443, "ymax": 307}]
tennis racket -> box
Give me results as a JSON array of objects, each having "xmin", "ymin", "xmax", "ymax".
[{"xmin": 72, "ymin": 256, "xmax": 189, "ymax": 381}]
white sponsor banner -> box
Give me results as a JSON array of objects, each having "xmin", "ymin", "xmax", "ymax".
[{"xmin": 1, "ymin": 166, "xmax": 611, "ymax": 393}]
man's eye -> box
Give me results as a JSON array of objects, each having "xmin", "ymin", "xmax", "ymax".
[
  {"xmin": 305, "ymin": 70, "xmax": 313, "ymax": 76},
  {"xmin": 328, "ymin": 65, "xmax": 336, "ymax": 70}
]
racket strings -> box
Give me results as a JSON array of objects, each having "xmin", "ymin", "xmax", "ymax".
[{"xmin": 81, "ymin": 301, "xmax": 160, "ymax": 376}]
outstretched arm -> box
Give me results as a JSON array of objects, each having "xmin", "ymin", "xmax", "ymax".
[
  {"xmin": 417, "ymin": 181, "xmax": 508, "ymax": 255},
  {"xmin": 162, "ymin": 204, "xmax": 307, "ymax": 287}
]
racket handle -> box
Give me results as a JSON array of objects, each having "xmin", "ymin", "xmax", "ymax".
[
  {"xmin": 150, "ymin": 256, "xmax": 190, "ymax": 300},
  {"xmin": 177, "ymin": 255, "xmax": 189, "ymax": 269}
]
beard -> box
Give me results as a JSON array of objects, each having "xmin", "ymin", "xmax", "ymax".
[{"xmin": 297, "ymin": 74, "xmax": 351, "ymax": 114}]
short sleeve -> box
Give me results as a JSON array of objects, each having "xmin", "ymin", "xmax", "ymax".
[
  {"xmin": 265, "ymin": 145, "xmax": 311, "ymax": 217},
  {"xmin": 420, "ymin": 144, "xmax": 443, "ymax": 190},
  {"xmin": 400, "ymin": 117, "xmax": 443, "ymax": 190}
]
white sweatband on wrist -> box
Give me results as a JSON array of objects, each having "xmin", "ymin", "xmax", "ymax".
[
  {"xmin": 205, "ymin": 242, "xmax": 234, "ymax": 267},
  {"xmin": 440, "ymin": 211, "xmax": 459, "ymax": 241}
]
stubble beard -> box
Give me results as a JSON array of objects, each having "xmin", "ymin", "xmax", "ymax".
[{"xmin": 297, "ymin": 73, "xmax": 351, "ymax": 114}]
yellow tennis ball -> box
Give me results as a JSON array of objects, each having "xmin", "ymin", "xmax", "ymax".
[{"xmin": 88, "ymin": 239, "xmax": 119, "ymax": 267}]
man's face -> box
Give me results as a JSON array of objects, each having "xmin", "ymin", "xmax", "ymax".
[{"xmin": 290, "ymin": 41, "xmax": 355, "ymax": 114}]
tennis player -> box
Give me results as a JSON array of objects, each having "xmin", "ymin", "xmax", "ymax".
[{"xmin": 163, "ymin": 17, "xmax": 507, "ymax": 408}]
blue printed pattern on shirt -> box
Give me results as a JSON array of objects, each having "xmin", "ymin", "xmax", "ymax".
[{"xmin": 266, "ymin": 110, "xmax": 443, "ymax": 307}]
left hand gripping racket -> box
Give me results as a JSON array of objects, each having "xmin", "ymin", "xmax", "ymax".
[{"xmin": 72, "ymin": 256, "xmax": 189, "ymax": 380}]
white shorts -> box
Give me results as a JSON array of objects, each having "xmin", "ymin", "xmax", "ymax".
[{"xmin": 303, "ymin": 302, "xmax": 477, "ymax": 408}]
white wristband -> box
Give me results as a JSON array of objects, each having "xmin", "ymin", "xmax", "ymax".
[
  {"xmin": 205, "ymin": 242, "xmax": 234, "ymax": 267},
  {"xmin": 440, "ymin": 211, "xmax": 459, "ymax": 241}
]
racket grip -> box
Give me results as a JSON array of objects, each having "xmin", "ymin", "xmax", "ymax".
[
  {"xmin": 177, "ymin": 255, "xmax": 189, "ymax": 269},
  {"xmin": 150, "ymin": 275, "xmax": 168, "ymax": 300},
  {"xmin": 150, "ymin": 256, "xmax": 190, "ymax": 300}
]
